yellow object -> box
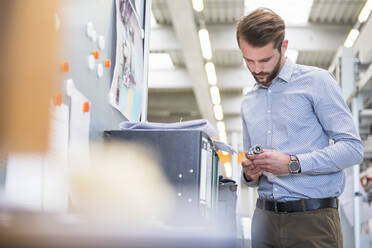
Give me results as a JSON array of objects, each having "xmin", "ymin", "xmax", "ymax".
[
  {"xmin": 0, "ymin": 0, "xmax": 59, "ymax": 153},
  {"xmin": 69, "ymin": 143, "xmax": 175, "ymax": 223}
]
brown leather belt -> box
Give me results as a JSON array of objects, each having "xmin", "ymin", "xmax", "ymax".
[{"xmin": 256, "ymin": 197, "xmax": 338, "ymax": 213}]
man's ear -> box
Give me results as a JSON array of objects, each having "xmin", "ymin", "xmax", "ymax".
[{"xmin": 281, "ymin": 39, "xmax": 288, "ymax": 53}]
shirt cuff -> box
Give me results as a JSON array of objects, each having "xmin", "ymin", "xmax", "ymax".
[
  {"xmin": 241, "ymin": 170, "xmax": 259, "ymax": 187},
  {"xmin": 296, "ymin": 153, "xmax": 314, "ymax": 174}
]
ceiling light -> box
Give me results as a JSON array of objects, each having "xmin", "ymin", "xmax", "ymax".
[
  {"xmin": 224, "ymin": 162, "xmax": 232, "ymax": 178},
  {"xmin": 344, "ymin": 29, "xmax": 360, "ymax": 48},
  {"xmin": 217, "ymin": 121, "xmax": 226, "ymax": 132},
  {"xmin": 210, "ymin": 86, "xmax": 221, "ymax": 105},
  {"xmin": 192, "ymin": 0, "xmax": 204, "ymax": 12},
  {"xmin": 358, "ymin": 0, "xmax": 372, "ymax": 23},
  {"xmin": 219, "ymin": 131, "xmax": 227, "ymax": 144},
  {"xmin": 198, "ymin": 29, "xmax": 212, "ymax": 60},
  {"xmin": 244, "ymin": 0, "xmax": 314, "ymax": 25},
  {"xmin": 219, "ymin": 131, "xmax": 227, "ymax": 141},
  {"xmin": 213, "ymin": 104, "xmax": 224, "ymax": 121},
  {"xmin": 205, "ymin": 62, "xmax": 217, "ymax": 85},
  {"xmin": 149, "ymin": 53, "xmax": 174, "ymax": 70}
]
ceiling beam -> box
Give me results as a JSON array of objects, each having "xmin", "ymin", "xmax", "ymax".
[
  {"xmin": 148, "ymin": 69, "xmax": 191, "ymax": 89},
  {"xmin": 151, "ymin": 24, "xmax": 351, "ymax": 52},
  {"xmin": 165, "ymin": 0, "xmax": 216, "ymax": 126},
  {"xmin": 149, "ymin": 66, "xmax": 254, "ymax": 89}
]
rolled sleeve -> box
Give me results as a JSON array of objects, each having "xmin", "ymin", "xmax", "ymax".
[
  {"xmin": 241, "ymin": 170, "xmax": 259, "ymax": 187},
  {"xmin": 298, "ymin": 71, "xmax": 363, "ymax": 175}
]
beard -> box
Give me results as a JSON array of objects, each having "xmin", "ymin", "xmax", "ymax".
[{"xmin": 252, "ymin": 52, "xmax": 282, "ymax": 86}]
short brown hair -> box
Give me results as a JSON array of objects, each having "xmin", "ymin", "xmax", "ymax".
[{"xmin": 236, "ymin": 8, "xmax": 285, "ymax": 50}]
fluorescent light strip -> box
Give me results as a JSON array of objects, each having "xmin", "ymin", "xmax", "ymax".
[
  {"xmin": 198, "ymin": 29, "xmax": 212, "ymax": 60},
  {"xmin": 210, "ymin": 86, "xmax": 221, "ymax": 105},
  {"xmin": 192, "ymin": 0, "xmax": 204, "ymax": 12},
  {"xmin": 358, "ymin": 0, "xmax": 372, "ymax": 23},
  {"xmin": 213, "ymin": 105, "xmax": 224, "ymax": 121},
  {"xmin": 224, "ymin": 162, "xmax": 232, "ymax": 178},
  {"xmin": 344, "ymin": 29, "xmax": 360, "ymax": 48},
  {"xmin": 217, "ymin": 121, "xmax": 226, "ymax": 132},
  {"xmin": 205, "ymin": 62, "xmax": 217, "ymax": 85},
  {"xmin": 219, "ymin": 133, "xmax": 227, "ymax": 144},
  {"xmin": 219, "ymin": 131, "xmax": 227, "ymax": 141}
]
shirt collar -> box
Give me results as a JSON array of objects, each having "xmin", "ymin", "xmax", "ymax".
[
  {"xmin": 252, "ymin": 58, "xmax": 295, "ymax": 90},
  {"xmin": 277, "ymin": 58, "xmax": 294, "ymax": 83}
]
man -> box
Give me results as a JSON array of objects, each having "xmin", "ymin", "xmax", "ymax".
[{"xmin": 238, "ymin": 8, "xmax": 363, "ymax": 248}]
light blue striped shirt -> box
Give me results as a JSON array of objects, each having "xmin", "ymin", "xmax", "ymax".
[{"xmin": 241, "ymin": 59, "xmax": 363, "ymax": 202}]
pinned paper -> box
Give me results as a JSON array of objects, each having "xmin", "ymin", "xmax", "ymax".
[
  {"xmin": 97, "ymin": 63, "xmax": 103, "ymax": 78},
  {"xmin": 5, "ymin": 103, "xmax": 70, "ymax": 212},
  {"xmin": 88, "ymin": 55, "xmax": 95, "ymax": 70},
  {"xmin": 98, "ymin": 35, "xmax": 105, "ymax": 50},
  {"xmin": 66, "ymin": 79, "xmax": 91, "ymax": 164},
  {"xmin": 86, "ymin": 22, "xmax": 95, "ymax": 38}
]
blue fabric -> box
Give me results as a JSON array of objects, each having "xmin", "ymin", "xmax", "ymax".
[{"xmin": 241, "ymin": 59, "xmax": 363, "ymax": 202}]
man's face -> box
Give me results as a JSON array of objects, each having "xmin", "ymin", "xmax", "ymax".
[{"xmin": 239, "ymin": 39, "xmax": 285, "ymax": 87}]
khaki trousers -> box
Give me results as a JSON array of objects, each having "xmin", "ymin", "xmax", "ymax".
[{"xmin": 251, "ymin": 207, "xmax": 343, "ymax": 248}]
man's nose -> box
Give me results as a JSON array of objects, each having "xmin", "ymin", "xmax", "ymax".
[{"xmin": 254, "ymin": 63, "xmax": 264, "ymax": 74}]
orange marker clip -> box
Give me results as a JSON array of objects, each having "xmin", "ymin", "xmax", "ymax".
[
  {"xmin": 93, "ymin": 50, "xmax": 99, "ymax": 59},
  {"xmin": 105, "ymin": 59, "xmax": 111, "ymax": 68},
  {"xmin": 53, "ymin": 93, "xmax": 62, "ymax": 106},
  {"xmin": 83, "ymin": 101, "xmax": 90, "ymax": 113},
  {"xmin": 61, "ymin": 61, "xmax": 69, "ymax": 73}
]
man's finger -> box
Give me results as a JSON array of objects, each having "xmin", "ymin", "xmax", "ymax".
[
  {"xmin": 254, "ymin": 152, "xmax": 268, "ymax": 159},
  {"xmin": 252, "ymin": 158, "xmax": 268, "ymax": 165},
  {"xmin": 246, "ymin": 154, "xmax": 254, "ymax": 160}
]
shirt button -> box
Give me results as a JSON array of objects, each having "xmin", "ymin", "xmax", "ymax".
[
  {"xmin": 274, "ymin": 188, "xmax": 278, "ymax": 191},
  {"xmin": 267, "ymin": 130, "xmax": 271, "ymax": 134},
  {"xmin": 267, "ymin": 110, "xmax": 271, "ymax": 113},
  {"xmin": 268, "ymin": 89, "xmax": 272, "ymax": 93}
]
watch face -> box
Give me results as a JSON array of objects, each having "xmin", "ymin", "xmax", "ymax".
[{"xmin": 289, "ymin": 161, "xmax": 300, "ymax": 172}]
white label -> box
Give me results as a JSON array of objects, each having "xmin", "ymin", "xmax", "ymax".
[
  {"xmin": 98, "ymin": 36, "xmax": 105, "ymax": 50},
  {"xmin": 88, "ymin": 55, "xmax": 95, "ymax": 70},
  {"xmin": 97, "ymin": 64, "xmax": 103, "ymax": 78}
]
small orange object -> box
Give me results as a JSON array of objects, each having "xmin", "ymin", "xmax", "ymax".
[
  {"xmin": 53, "ymin": 93, "xmax": 62, "ymax": 106},
  {"xmin": 105, "ymin": 59, "xmax": 111, "ymax": 68},
  {"xmin": 61, "ymin": 61, "xmax": 69, "ymax": 73},
  {"xmin": 217, "ymin": 151, "xmax": 231, "ymax": 164},
  {"xmin": 83, "ymin": 101, "xmax": 90, "ymax": 113},
  {"xmin": 93, "ymin": 50, "xmax": 99, "ymax": 59}
]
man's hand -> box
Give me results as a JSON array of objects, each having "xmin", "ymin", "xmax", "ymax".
[
  {"xmin": 241, "ymin": 156, "xmax": 263, "ymax": 181},
  {"xmin": 247, "ymin": 149, "xmax": 290, "ymax": 175}
]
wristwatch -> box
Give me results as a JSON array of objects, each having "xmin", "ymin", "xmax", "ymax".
[{"xmin": 288, "ymin": 155, "xmax": 301, "ymax": 174}]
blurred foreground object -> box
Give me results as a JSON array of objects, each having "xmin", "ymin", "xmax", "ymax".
[
  {"xmin": 69, "ymin": 143, "xmax": 175, "ymax": 223},
  {"xmin": 0, "ymin": 143, "xmax": 237, "ymax": 247},
  {"xmin": 0, "ymin": 0, "xmax": 58, "ymax": 153}
]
